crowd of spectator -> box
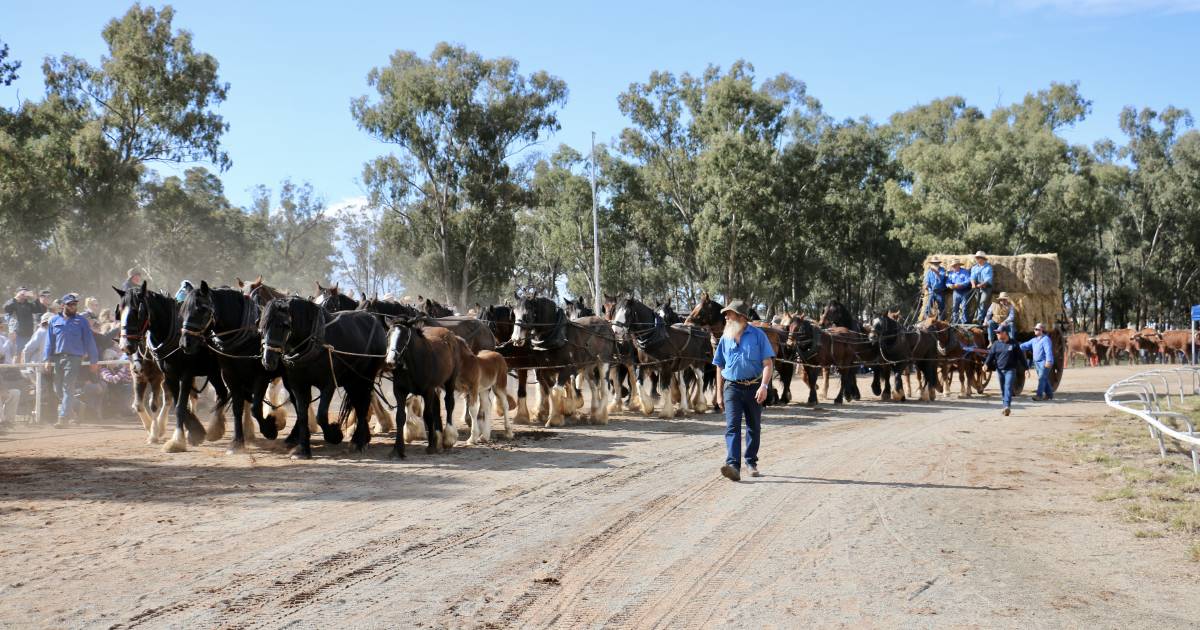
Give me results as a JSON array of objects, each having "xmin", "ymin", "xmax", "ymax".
[{"xmin": 0, "ymin": 267, "xmax": 139, "ymax": 430}]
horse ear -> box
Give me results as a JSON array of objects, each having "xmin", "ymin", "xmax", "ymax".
[
  {"xmin": 361, "ymin": 293, "xmax": 368, "ymax": 303},
  {"xmin": 235, "ymin": 277, "xmax": 244, "ymax": 289},
  {"xmin": 331, "ymin": 282, "xmax": 339, "ymax": 293},
  {"xmin": 315, "ymin": 281, "xmax": 323, "ymax": 293},
  {"xmin": 113, "ymin": 286, "xmax": 125, "ymax": 298},
  {"xmin": 140, "ymin": 280, "xmax": 147, "ymax": 292},
  {"xmin": 199, "ymin": 280, "xmax": 210, "ymax": 293}
]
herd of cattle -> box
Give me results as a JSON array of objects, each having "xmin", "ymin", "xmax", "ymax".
[{"xmin": 1066, "ymin": 328, "xmax": 1197, "ymax": 366}]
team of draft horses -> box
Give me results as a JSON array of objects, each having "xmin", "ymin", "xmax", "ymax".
[{"xmin": 115, "ymin": 277, "xmax": 996, "ymax": 460}]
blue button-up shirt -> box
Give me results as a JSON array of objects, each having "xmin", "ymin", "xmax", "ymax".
[
  {"xmin": 1020, "ymin": 334, "xmax": 1054, "ymax": 366},
  {"xmin": 971, "ymin": 262, "xmax": 994, "ymax": 287},
  {"xmin": 946, "ymin": 268, "xmax": 971, "ymax": 294},
  {"xmin": 713, "ymin": 324, "xmax": 775, "ymax": 382},
  {"xmin": 44, "ymin": 313, "xmax": 99, "ymax": 363},
  {"xmin": 925, "ymin": 267, "xmax": 947, "ymax": 293}
]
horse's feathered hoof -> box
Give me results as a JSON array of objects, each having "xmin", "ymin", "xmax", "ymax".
[
  {"xmin": 426, "ymin": 444, "xmax": 440, "ymax": 455},
  {"xmin": 185, "ymin": 428, "xmax": 206, "ymax": 447},
  {"xmin": 257, "ymin": 419, "xmax": 279, "ymax": 441},
  {"xmin": 389, "ymin": 448, "xmax": 406, "ymax": 460},
  {"xmin": 226, "ymin": 440, "xmax": 246, "ymax": 455},
  {"xmin": 323, "ymin": 425, "xmax": 344, "ymax": 445}
]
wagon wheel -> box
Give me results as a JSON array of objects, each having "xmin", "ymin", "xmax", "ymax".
[
  {"xmin": 1050, "ymin": 330, "xmax": 1066, "ymax": 392},
  {"xmin": 979, "ymin": 368, "xmax": 993, "ymax": 391},
  {"xmin": 1011, "ymin": 367, "xmax": 1026, "ymax": 396}
]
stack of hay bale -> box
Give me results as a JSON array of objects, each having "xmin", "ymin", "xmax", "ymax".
[{"xmin": 920, "ymin": 253, "xmax": 1064, "ymax": 332}]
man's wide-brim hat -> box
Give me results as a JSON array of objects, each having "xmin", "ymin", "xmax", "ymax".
[
  {"xmin": 974, "ymin": 250, "xmax": 988, "ymax": 259},
  {"xmin": 929, "ymin": 257, "xmax": 942, "ymax": 264},
  {"xmin": 720, "ymin": 300, "xmax": 753, "ymax": 319},
  {"xmin": 998, "ymin": 292, "xmax": 1011, "ymax": 301}
]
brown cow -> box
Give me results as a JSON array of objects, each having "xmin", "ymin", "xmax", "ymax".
[
  {"xmin": 1133, "ymin": 328, "xmax": 1163, "ymax": 363},
  {"xmin": 1097, "ymin": 329, "xmax": 1138, "ymax": 365},
  {"xmin": 1158, "ymin": 330, "xmax": 1198, "ymax": 364},
  {"xmin": 1066, "ymin": 332, "xmax": 1096, "ymax": 367}
]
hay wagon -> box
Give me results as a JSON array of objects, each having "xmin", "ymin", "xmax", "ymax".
[{"xmin": 920, "ymin": 253, "xmax": 1068, "ymax": 394}]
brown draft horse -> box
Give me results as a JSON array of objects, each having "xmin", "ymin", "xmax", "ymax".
[
  {"xmin": 609, "ymin": 297, "xmax": 712, "ymax": 419},
  {"xmin": 781, "ymin": 314, "xmax": 861, "ymax": 405},
  {"xmin": 914, "ymin": 318, "xmax": 984, "ymax": 398},
  {"xmin": 385, "ymin": 321, "xmax": 462, "ymax": 455},
  {"xmin": 683, "ymin": 293, "xmax": 794, "ymax": 409},
  {"xmin": 507, "ymin": 296, "xmax": 617, "ymax": 427}
]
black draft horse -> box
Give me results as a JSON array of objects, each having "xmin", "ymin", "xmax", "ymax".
[
  {"xmin": 260, "ymin": 296, "xmax": 385, "ymax": 458},
  {"xmin": 610, "ymin": 297, "xmax": 712, "ymax": 419},
  {"xmin": 869, "ymin": 314, "xmax": 943, "ymax": 401},
  {"xmin": 115, "ymin": 282, "xmax": 230, "ymax": 453},
  {"xmin": 180, "ymin": 281, "xmax": 287, "ymax": 454}
]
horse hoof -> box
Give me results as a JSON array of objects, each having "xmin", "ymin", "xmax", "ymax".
[
  {"xmin": 426, "ymin": 445, "xmax": 439, "ymax": 455},
  {"xmin": 258, "ymin": 422, "xmax": 279, "ymax": 441},
  {"xmin": 226, "ymin": 442, "xmax": 246, "ymax": 455},
  {"xmin": 161, "ymin": 439, "xmax": 187, "ymax": 454},
  {"xmin": 389, "ymin": 449, "xmax": 405, "ymax": 460},
  {"xmin": 290, "ymin": 452, "xmax": 312, "ymax": 460},
  {"xmin": 323, "ymin": 426, "xmax": 344, "ymax": 445},
  {"xmin": 186, "ymin": 430, "xmax": 206, "ymax": 447}
]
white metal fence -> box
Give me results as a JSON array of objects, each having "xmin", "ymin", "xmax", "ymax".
[
  {"xmin": 0, "ymin": 359, "xmax": 132, "ymax": 422},
  {"xmin": 1104, "ymin": 367, "xmax": 1200, "ymax": 473}
]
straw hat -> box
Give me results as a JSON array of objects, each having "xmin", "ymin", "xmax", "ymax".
[
  {"xmin": 974, "ymin": 250, "xmax": 988, "ymax": 260},
  {"xmin": 928, "ymin": 257, "xmax": 942, "ymax": 265},
  {"xmin": 997, "ymin": 292, "xmax": 1011, "ymax": 301},
  {"xmin": 720, "ymin": 300, "xmax": 753, "ymax": 319}
]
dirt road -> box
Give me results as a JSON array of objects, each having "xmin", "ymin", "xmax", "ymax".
[{"xmin": 2, "ymin": 364, "xmax": 1199, "ymax": 628}]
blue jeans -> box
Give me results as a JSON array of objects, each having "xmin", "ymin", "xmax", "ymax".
[
  {"xmin": 997, "ymin": 369, "xmax": 1014, "ymax": 408},
  {"xmin": 974, "ymin": 288, "xmax": 992, "ymax": 324},
  {"xmin": 923, "ymin": 293, "xmax": 945, "ymax": 319},
  {"xmin": 724, "ymin": 383, "xmax": 762, "ymax": 468},
  {"xmin": 951, "ymin": 292, "xmax": 969, "ymax": 324},
  {"xmin": 1034, "ymin": 362, "xmax": 1053, "ymax": 398},
  {"xmin": 52, "ymin": 353, "xmax": 82, "ymax": 419}
]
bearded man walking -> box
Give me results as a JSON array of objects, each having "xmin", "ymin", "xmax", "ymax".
[{"xmin": 713, "ymin": 300, "xmax": 774, "ymax": 482}]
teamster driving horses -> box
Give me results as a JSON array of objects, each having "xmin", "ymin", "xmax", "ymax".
[{"xmin": 713, "ymin": 300, "xmax": 774, "ymax": 482}]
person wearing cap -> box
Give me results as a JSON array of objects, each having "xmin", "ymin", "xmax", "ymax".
[
  {"xmin": 985, "ymin": 293, "xmax": 1016, "ymax": 344},
  {"xmin": 1020, "ymin": 323, "xmax": 1055, "ymax": 401},
  {"xmin": 0, "ymin": 322, "xmax": 23, "ymax": 427},
  {"xmin": 945, "ymin": 261, "xmax": 972, "ymax": 324},
  {"xmin": 121, "ymin": 268, "xmax": 145, "ymax": 293},
  {"xmin": 713, "ymin": 300, "xmax": 775, "ymax": 482},
  {"xmin": 22, "ymin": 312, "xmax": 54, "ymax": 364},
  {"xmin": 922, "ymin": 257, "xmax": 947, "ymax": 319},
  {"xmin": 984, "ymin": 324, "xmax": 1027, "ymax": 416},
  {"xmin": 43, "ymin": 294, "xmax": 100, "ymax": 427},
  {"xmin": 3, "ymin": 286, "xmax": 46, "ymax": 352},
  {"xmin": 970, "ymin": 251, "xmax": 994, "ymax": 324}
]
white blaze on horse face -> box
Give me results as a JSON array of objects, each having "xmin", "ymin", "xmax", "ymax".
[
  {"xmin": 510, "ymin": 309, "xmax": 526, "ymax": 344},
  {"xmin": 385, "ymin": 326, "xmax": 401, "ymax": 366},
  {"xmin": 313, "ymin": 293, "xmax": 326, "ymax": 307},
  {"xmin": 612, "ymin": 306, "xmax": 628, "ymax": 339}
]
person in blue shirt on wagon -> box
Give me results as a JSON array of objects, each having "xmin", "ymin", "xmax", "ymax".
[
  {"xmin": 43, "ymin": 294, "xmax": 99, "ymax": 427},
  {"xmin": 970, "ymin": 251, "xmax": 994, "ymax": 324},
  {"xmin": 713, "ymin": 300, "xmax": 774, "ymax": 482},
  {"xmin": 945, "ymin": 260, "xmax": 972, "ymax": 324},
  {"xmin": 1020, "ymin": 322, "xmax": 1055, "ymax": 401},
  {"xmin": 922, "ymin": 257, "xmax": 947, "ymax": 319}
]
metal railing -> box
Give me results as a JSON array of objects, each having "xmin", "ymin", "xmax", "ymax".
[
  {"xmin": 0, "ymin": 359, "xmax": 132, "ymax": 422},
  {"xmin": 1104, "ymin": 367, "xmax": 1200, "ymax": 473}
]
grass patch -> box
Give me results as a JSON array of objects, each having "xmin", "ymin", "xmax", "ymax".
[{"xmin": 1065, "ymin": 404, "xmax": 1200, "ymax": 560}]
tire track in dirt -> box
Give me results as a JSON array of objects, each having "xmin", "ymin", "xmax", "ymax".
[
  {"xmin": 498, "ymin": 413, "xmax": 876, "ymax": 628},
  {"xmin": 187, "ymin": 437, "xmax": 718, "ymax": 628}
]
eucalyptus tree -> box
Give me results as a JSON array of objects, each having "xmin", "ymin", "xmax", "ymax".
[{"xmin": 353, "ymin": 43, "xmax": 567, "ymax": 307}]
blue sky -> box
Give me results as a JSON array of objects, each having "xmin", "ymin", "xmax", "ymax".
[{"xmin": 4, "ymin": 0, "xmax": 1198, "ymax": 210}]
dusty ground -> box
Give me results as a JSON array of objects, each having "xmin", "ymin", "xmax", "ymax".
[{"xmin": 2, "ymin": 364, "xmax": 1199, "ymax": 629}]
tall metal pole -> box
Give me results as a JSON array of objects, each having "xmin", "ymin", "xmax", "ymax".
[{"xmin": 591, "ymin": 131, "xmax": 601, "ymax": 313}]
